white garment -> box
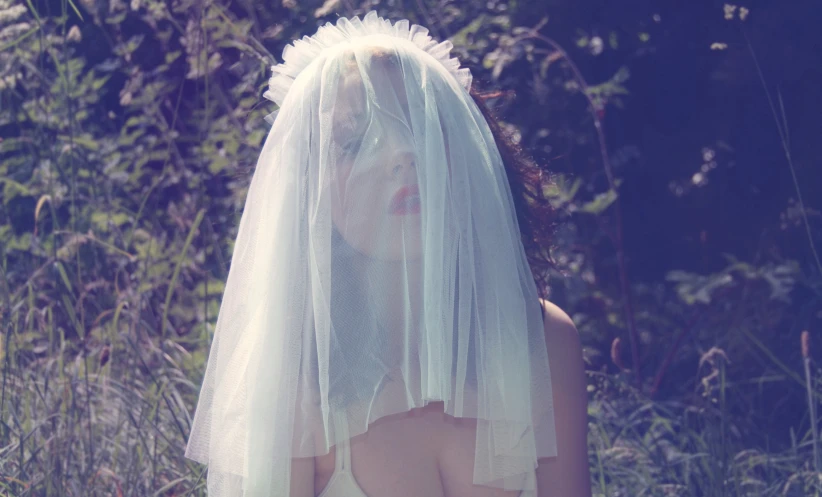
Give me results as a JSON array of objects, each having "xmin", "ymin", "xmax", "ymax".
[
  {"xmin": 184, "ymin": 11, "xmax": 558, "ymax": 497},
  {"xmin": 316, "ymin": 411, "xmax": 369, "ymax": 497}
]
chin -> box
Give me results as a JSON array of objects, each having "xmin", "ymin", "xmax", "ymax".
[
  {"xmin": 354, "ymin": 238, "xmax": 424, "ymax": 262},
  {"xmin": 334, "ymin": 215, "xmax": 423, "ymax": 261}
]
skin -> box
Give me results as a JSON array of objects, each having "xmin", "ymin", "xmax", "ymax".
[
  {"xmin": 289, "ymin": 47, "xmax": 592, "ymax": 497},
  {"xmin": 436, "ymin": 300, "xmax": 592, "ymax": 497},
  {"xmin": 289, "ymin": 299, "xmax": 591, "ymax": 497},
  {"xmin": 329, "ymin": 47, "xmax": 423, "ymax": 262}
]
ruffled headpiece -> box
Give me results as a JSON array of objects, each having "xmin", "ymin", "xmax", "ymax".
[
  {"xmin": 263, "ymin": 11, "xmax": 472, "ymax": 124},
  {"xmin": 185, "ymin": 10, "xmax": 557, "ymax": 497}
]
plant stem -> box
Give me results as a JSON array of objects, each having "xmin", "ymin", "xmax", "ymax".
[
  {"xmin": 805, "ymin": 356, "xmax": 819, "ymax": 471},
  {"xmin": 519, "ymin": 24, "xmax": 643, "ymax": 390},
  {"xmin": 744, "ymin": 30, "xmax": 822, "ymax": 278},
  {"xmin": 650, "ymin": 314, "xmax": 700, "ymax": 396}
]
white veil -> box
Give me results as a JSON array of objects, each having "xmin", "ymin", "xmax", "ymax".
[{"xmin": 184, "ymin": 11, "xmax": 557, "ymax": 497}]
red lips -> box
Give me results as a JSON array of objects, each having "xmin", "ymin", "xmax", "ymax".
[{"xmin": 389, "ymin": 184, "xmax": 420, "ymax": 215}]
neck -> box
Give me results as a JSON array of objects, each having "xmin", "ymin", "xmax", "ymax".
[{"xmin": 363, "ymin": 256, "xmax": 424, "ymax": 323}]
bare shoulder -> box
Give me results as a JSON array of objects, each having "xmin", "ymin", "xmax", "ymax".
[
  {"xmin": 436, "ymin": 299, "xmax": 588, "ymax": 497},
  {"xmin": 538, "ymin": 298, "xmax": 579, "ymax": 343},
  {"xmin": 535, "ymin": 298, "xmax": 592, "ymax": 497}
]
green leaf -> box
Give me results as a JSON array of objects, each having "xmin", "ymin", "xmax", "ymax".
[
  {"xmin": 118, "ymin": 128, "xmax": 145, "ymax": 146},
  {"xmin": 105, "ymin": 10, "xmax": 128, "ymax": 24},
  {"xmin": 91, "ymin": 211, "xmax": 107, "ymax": 231},
  {"xmin": 578, "ymin": 188, "xmax": 618, "ymax": 215},
  {"xmin": 60, "ymin": 134, "xmax": 99, "ymax": 151},
  {"xmin": 54, "ymin": 261, "xmax": 75, "ymax": 299},
  {"xmin": 451, "ymin": 15, "xmax": 485, "ymax": 48},
  {"xmin": 208, "ymin": 156, "xmax": 230, "ymax": 174},
  {"xmin": 162, "ymin": 209, "xmax": 206, "ymax": 338},
  {"xmin": 1, "ymin": 178, "xmax": 31, "ymax": 200},
  {"xmin": 124, "ymin": 115, "xmax": 148, "ymax": 129},
  {"xmin": 61, "ymin": 293, "xmax": 83, "ymax": 339},
  {"xmin": 6, "ymin": 232, "xmax": 31, "ymax": 251},
  {"xmin": 248, "ymin": 128, "xmax": 266, "ymax": 148},
  {"xmin": 111, "ymin": 212, "xmax": 130, "ymax": 226},
  {"xmin": 194, "ymin": 278, "xmax": 225, "ymax": 298},
  {"xmin": 666, "ymin": 270, "xmax": 734, "ymax": 305},
  {"xmin": 92, "ymin": 74, "xmax": 112, "ymax": 91},
  {"xmin": 165, "ymin": 50, "xmax": 182, "ymax": 64},
  {"xmin": 0, "ymin": 25, "xmax": 39, "ymax": 52},
  {"xmin": 66, "ymin": 0, "xmax": 84, "ymax": 21}
]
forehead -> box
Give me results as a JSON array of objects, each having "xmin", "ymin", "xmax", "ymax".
[{"xmin": 333, "ymin": 45, "xmax": 409, "ymax": 115}]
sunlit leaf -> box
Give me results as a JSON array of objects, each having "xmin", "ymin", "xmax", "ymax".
[{"xmin": 579, "ymin": 188, "xmax": 618, "ymax": 215}]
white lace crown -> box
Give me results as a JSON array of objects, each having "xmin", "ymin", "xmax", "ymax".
[{"xmin": 263, "ymin": 11, "xmax": 473, "ymax": 124}]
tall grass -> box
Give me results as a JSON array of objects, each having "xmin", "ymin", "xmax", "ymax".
[
  {"xmin": 0, "ymin": 261, "xmax": 205, "ymax": 495},
  {"xmin": 0, "ymin": 1, "xmax": 820, "ymax": 496}
]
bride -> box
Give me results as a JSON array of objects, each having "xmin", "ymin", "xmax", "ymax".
[{"xmin": 184, "ymin": 11, "xmax": 591, "ymax": 497}]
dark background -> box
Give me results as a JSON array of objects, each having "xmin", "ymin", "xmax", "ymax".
[{"xmin": 1, "ymin": 0, "xmax": 820, "ymax": 494}]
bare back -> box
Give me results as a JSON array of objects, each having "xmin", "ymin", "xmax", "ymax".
[
  {"xmin": 313, "ymin": 402, "xmax": 523, "ymax": 497},
  {"xmin": 289, "ymin": 299, "xmax": 590, "ymax": 497}
]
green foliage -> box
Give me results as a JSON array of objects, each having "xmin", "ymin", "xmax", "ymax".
[{"xmin": 0, "ymin": 0, "xmax": 820, "ymax": 495}]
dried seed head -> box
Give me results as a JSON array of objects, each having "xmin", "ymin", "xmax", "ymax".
[
  {"xmin": 67, "ymin": 25, "xmax": 82, "ymax": 43},
  {"xmin": 801, "ymin": 330, "xmax": 810, "ymax": 359},
  {"xmin": 100, "ymin": 345, "xmax": 111, "ymax": 367},
  {"xmin": 611, "ymin": 337, "xmax": 625, "ymax": 371}
]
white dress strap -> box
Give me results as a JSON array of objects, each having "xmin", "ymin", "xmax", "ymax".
[{"xmin": 332, "ymin": 410, "xmax": 352, "ymax": 472}]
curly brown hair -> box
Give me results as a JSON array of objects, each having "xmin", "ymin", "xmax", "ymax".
[
  {"xmin": 469, "ymin": 86, "xmax": 559, "ymax": 300},
  {"xmin": 251, "ymin": 46, "xmax": 559, "ymax": 299},
  {"xmin": 326, "ymin": 47, "xmax": 560, "ymax": 298}
]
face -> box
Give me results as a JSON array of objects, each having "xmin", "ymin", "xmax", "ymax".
[{"xmin": 328, "ymin": 48, "xmax": 423, "ymax": 261}]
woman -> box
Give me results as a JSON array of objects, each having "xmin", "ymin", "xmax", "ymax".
[{"xmin": 185, "ymin": 11, "xmax": 591, "ymax": 497}]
